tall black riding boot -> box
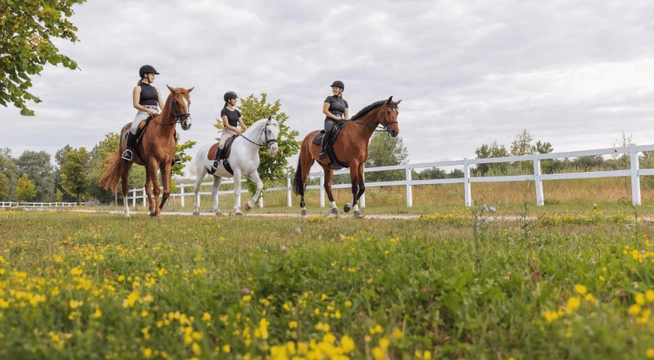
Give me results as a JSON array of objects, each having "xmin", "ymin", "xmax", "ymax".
[
  {"xmin": 121, "ymin": 133, "xmax": 137, "ymax": 161},
  {"xmin": 212, "ymin": 148, "xmax": 223, "ymax": 171},
  {"xmin": 319, "ymin": 132, "xmax": 331, "ymax": 159}
]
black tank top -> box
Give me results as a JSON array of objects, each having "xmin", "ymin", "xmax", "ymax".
[{"xmin": 139, "ymin": 83, "xmax": 159, "ymax": 106}]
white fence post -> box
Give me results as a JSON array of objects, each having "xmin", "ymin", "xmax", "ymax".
[
  {"xmin": 464, "ymin": 158, "xmax": 472, "ymax": 206},
  {"xmin": 319, "ymin": 172, "xmax": 325, "ymax": 208},
  {"xmin": 131, "ymin": 189, "xmax": 136, "ymax": 208},
  {"xmin": 533, "ymin": 152, "xmax": 544, "ymax": 206},
  {"xmin": 258, "ymin": 195, "xmax": 264, "ymax": 208},
  {"xmin": 631, "ymin": 144, "xmax": 641, "ymax": 206},
  {"xmin": 406, "ymin": 164, "xmax": 413, "ymax": 207},
  {"xmin": 286, "ymin": 174, "xmax": 292, "ymax": 207},
  {"xmin": 180, "ymin": 185, "xmax": 185, "ymax": 207}
]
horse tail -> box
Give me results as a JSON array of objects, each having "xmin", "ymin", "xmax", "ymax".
[
  {"xmin": 293, "ymin": 156, "xmax": 304, "ymax": 196},
  {"xmin": 98, "ymin": 151, "xmax": 126, "ymax": 192}
]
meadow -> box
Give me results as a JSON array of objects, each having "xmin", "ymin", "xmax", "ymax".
[{"xmin": 0, "ymin": 207, "xmax": 653, "ymax": 359}]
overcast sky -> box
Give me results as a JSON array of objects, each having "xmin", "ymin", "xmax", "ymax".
[{"xmin": 2, "ymin": 0, "xmax": 654, "ymax": 174}]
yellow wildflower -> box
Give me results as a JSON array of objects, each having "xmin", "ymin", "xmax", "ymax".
[
  {"xmin": 574, "ymin": 284, "xmax": 587, "ymax": 295},
  {"xmin": 92, "ymin": 309, "xmax": 102, "ymax": 318},
  {"xmin": 628, "ymin": 304, "xmax": 641, "ymax": 316},
  {"xmin": 192, "ymin": 343, "xmax": 201, "ymax": 356},
  {"xmin": 635, "ymin": 293, "xmax": 645, "ymax": 305},
  {"xmin": 143, "ymin": 348, "xmax": 152, "ymax": 358},
  {"xmin": 646, "ymin": 290, "xmax": 654, "ymax": 303},
  {"xmin": 566, "ymin": 297, "xmax": 580, "ymax": 313},
  {"xmin": 647, "ymin": 348, "xmax": 654, "ymax": 358},
  {"xmin": 202, "ymin": 312, "xmax": 211, "ymax": 321},
  {"xmin": 340, "ymin": 336, "xmax": 355, "ymax": 353},
  {"xmin": 288, "ymin": 321, "xmax": 298, "ymax": 329},
  {"xmin": 222, "ymin": 345, "xmax": 231, "ymax": 353}
]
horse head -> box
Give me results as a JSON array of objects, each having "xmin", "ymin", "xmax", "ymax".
[
  {"xmin": 166, "ymin": 85, "xmax": 194, "ymax": 131},
  {"xmin": 262, "ymin": 115, "xmax": 280, "ymax": 156},
  {"xmin": 380, "ymin": 96, "xmax": 401, "ymax": 137}
]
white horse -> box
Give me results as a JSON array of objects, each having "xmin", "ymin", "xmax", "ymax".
[{"xmin": 191, "ymin": 116, "xmax": 280, "ymax": 215}]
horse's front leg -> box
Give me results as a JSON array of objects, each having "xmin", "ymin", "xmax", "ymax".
[
  {"xmin": 232, "ymin": 169, "xmax": 243, "ymax": 215},
  {"xmin": 245, "ymin": 171, "xmax": 263, "ymax": 212},
  {"xmin": 147, "ymin": 161, "xmax": 161, "ymax": 217},
  {"xmin": 354, "ymin": 163, "xmax": 365, "ymax": 217},
  {"xmin": 158, "ymin": 162, "xmax": 172, "ymax": 211},
  {"xmin": 212, "ymin": 176, "xmax": 223, "ymax": 215},
  {"xmin": 344, "ymin": 161, "xmax": 362, "ymax": 217}
]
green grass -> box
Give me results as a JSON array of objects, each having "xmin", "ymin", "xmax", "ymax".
[{"xmin": 0, "ymin": 210, "xmax": 653, "ymax": 359}]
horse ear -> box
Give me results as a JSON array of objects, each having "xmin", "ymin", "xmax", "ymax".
[
  {"xmin": 395, "ymin": 99, "xmax": 402, "ymax": 105},
  {"xmin": 188, "ymin": 87, "xmax": 194, "ymax": 93},
  {"xmin": 267, "ymin": 115, "xmax": 272, "ymax": 121},
  {"xmin": 386, "ymin": 96, "xmax": 394, "ymax": 104},
  {"xmin": 166, "ymin": 84, "xmax": 174, "ymax": 92}
]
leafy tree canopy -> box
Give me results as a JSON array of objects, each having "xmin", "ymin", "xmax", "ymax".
[{"xmin": 1, "ymin": 0, "xmax": 86, "ymax": 115}]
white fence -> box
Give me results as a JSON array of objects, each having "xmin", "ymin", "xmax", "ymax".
[
  {"xmin": 1, "ymin": 202, "xmax": 78, "ymax": 210},
  {"xmin": 128, "ymin": 143, "xmax": 654, "ymax": 208}
]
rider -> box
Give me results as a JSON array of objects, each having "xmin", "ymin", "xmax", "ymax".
[
  {"xmin": 320, "ymin": 80, "xmax": 349, "ymax": 159},
  {"xmin": 212, "ymin": 91, "xmax": 248, "ymax": 170},
  {"xmin": 122, "ymin": 65, "xmax": 165, "ymax": 161}
]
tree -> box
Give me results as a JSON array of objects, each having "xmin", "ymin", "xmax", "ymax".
[
  {"xmin": 0, "ymin": 173, "xmax": 9, "ymax": 201},
  {"xmin": 16, "ymin": 173, "xmax": 36, "ymax": 202},
  {"xmin": 474, "ymin": 141, "xmax": 510, "ymax": 176},
  {"xmin": 226, "ymin": 93, "xmax": 300, "ymax": 193},
  {"xmin": 60, "ymin": 147, "xmax": 91, "ymax": 203},
  {"xmin": 1, "ymin": 1, "xmax": 86, "ymax": 115},
  {"xmin": 54, "ymin": 144, "xmax": 75, "ymax": 202},
  {"xmin": 363, "ymin": 132, "xmax": 409, "ymax": 182},
  {"xmin": 0, "ymin": 149, "xmax": 20, "ymax": 200},
  {"xmin": 15, "ymin": 150, "xmax": 54, "ymax": 201}
]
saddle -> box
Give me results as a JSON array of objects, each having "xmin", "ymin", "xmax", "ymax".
[
  {"xmin": 207, "ymin": 135, "xmax": 237, "ymax": 175},
  {"xmin": 312, "ymin": 121, "xmax": 349, "ymax": 170}
]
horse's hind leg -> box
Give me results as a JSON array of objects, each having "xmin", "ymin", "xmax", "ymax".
[
  {"xmin": 146, "ymin": 160, "xmax": 161, "ymax": 217},
  {"xmin": 344, "ymin": 160, "xmax": 363, "ymax": 217},
  {"xmin": 353, "ymin": 163, "xmax": 365, "ymax": 217},
  {"xmin": 158, "ymin": 162, "xmax": 172, "ymax": 212},
  {"xmin": 121, "ymin": 162, "xmax": 133, "ymax": 217},
  {"xmin": 193, "ymin": 167, "xmax": 208, "ymax": 215},
  {"xmin": 245, "ymin": 171, "xmax": 263, "ymax": 212},
  {"xmin": 211, "ymin": 175, "xmax": 223, "ymax": 215},
  {"xmin": 232, "ymin": 169, "xmax": 244, "ymax": 215},
  {"xmin": 320, "ymin": 164, "xmax": 338, "ymax": 215}
]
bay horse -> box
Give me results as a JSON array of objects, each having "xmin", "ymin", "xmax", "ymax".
[
  {"xmin": 99, "ymin": 85, "xmax": 193, "ymax": 217},
  {"xmin": 293, "ymin": 96, "xmax": 401, "ymax": 217},
  {"xmin": 190, "ymin": 116, "xmax": 280, "ymax": 215}
]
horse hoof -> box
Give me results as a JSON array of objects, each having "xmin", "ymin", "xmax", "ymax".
[
  {"xmin": 331, "ymin": 207, "xmax": 339, "ymax": 215},
  {"xmin": 354, "ymin": 209, "xmax": 363, "ymax": 218},
  {"xmin": 193, "ymin": 211, "xmax": 200, "ymax": 216},
  {"xmin": 215, "ymin": 210, "xmax": 223, "ymax": 216},
  {"xmin": 245, "ymin": 203, "xmax": 252, "ymax": 211},
  {"xmin": 235, "ymin": 211, "xmax": 243, "ymax": 216},
  {"xmin": 301, "ymin": 208, "xmax": 308, "ymax": 216},
  {"xmin": 343, "ymin": 204, "xmax": 351, "ymax": 213}
]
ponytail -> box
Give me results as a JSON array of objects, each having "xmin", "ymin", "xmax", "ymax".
[{"xmin": 137, "ymin": 79, "xmax": 142, "ymax": 86}]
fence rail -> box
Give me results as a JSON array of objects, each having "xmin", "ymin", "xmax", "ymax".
[
  {"xmin": 1, "ymin": 202, "xmax": 78, "ymax": 210},
  {"xmin": 126, "ymin": 143, "xmax": 654, "ymax": 208}
]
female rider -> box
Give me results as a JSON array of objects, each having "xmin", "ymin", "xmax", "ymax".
[
  {"xmin": 213, "ymin": 91, "xmax": 248, "ymax": 170},
  {"xmin": 320, "ymin": 80, "xmax": 349, "ymax": 159},
  {"xmin": 122, "ymin": 65, "xmax": 165, "ymax": 161}
]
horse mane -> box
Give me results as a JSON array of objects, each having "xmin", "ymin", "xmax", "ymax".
[
  {"xmin": 349, "ymin": 99, "xmax": 397, "ymax": 121},
  {"xmin": 242, "ymin": 117, "xmax": 278, "ymax": 137}
]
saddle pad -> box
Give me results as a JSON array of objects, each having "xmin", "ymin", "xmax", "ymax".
[
  {"xmin": 312, "ymin": 131, "xmax": 325, "ymax": 145},
  {"xmin": 207, "ymin": 142, "xmax": 220, "ymax": 160},
  {"xmin": 138, "ymin": 120, "xmax": 147, "ymax": 131}
]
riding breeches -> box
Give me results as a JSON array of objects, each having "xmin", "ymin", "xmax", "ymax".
[
  {"xmin": 324, "ymin": 119, "xmax": 338, "ymax": 138},
  {"xmin": 129, "ymin": 105, "xmax": 159, "ymax": 135},
  {"xmin": 219, "ymin": 128, "xmax": 237, "ymax": 149}
]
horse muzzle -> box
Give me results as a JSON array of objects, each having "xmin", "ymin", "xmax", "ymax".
[
  {"xmin": 388, "ymin": 128, "xmax": 398, "ymax": 137},
  {"xmin": 267, "ymin": 144, "xmax": 279, "ymax": 156},
  {"xmin": 180, "ymin": 117, "xmax": 192, "ymax": 131}
]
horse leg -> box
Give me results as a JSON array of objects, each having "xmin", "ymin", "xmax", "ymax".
[
  {"xmin": 294, "ymin": 139, "xmax": 315, "ymax": 216},
  {"xmin": 144, "ymin": 173, "xmax": 154, "ymax": 216},
  {"xmin": 344, "ymin": 161, "xmax": 361, "ymax": 216},
  {"xmin": 320, "ymin": 165, "xmax": 338, "ymax": 215},
  {"xmin": 232, "ymin": 169, "xmax": 244, "ymax": 215},
  {"xmin": 245, "ymin": 171, "xmax": 263, "ymax": 212},
  {"xmin": 121, "ymin": 162, "xmax": 133, "ymax": 217},
  {"xmin": 158, "ymin": 162, "xmax": 172, "ymax": 212},
  {"xmin": 192, "ymin": 165, "xmax": 207, "ymax": 215},
  {"xmin": 146, "ymin": 161, "xmax": 161, "ymax": 217},
  {"xmin": 212, "ymin": 176, "xmax": 223, "ymax": 215},
  {"xmin": 353, "ymin": 163, "xmax": 365, "ymax": 217}
]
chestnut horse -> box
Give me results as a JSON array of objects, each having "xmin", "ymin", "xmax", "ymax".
[
  {"xmin": 293, "ymin": 96, "xmax": 401, "ymax": 217},
  {"xmin": 99, "ymin": 86, "xmax": 193, "ymax": 217}
]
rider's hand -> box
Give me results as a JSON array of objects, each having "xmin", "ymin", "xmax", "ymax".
[
  {"xmin": 236, "ymin": 130, "xmax": 242, "ymax": 136},
  {"xmin": 148, "ymin": 110, "xmax": 158, "ymax": 116}
]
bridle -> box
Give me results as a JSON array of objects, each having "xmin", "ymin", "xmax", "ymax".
[
  {"xmin": 352, "ymin": 103, "xmax": 398, "ymax": 133},
  {"xmin": 153, "ymin": 96, "xmax": 191, "ymax": 126},
  {"xmin": 241, "ymin": 122, "xmax": 278, "ymax": 149}
]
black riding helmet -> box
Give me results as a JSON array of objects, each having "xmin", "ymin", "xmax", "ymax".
[
  {"xmin": 224, "ymin": 91, "xmax": 238, "ymax": 102},
  {"xmin": 330, "ymin": 80, "xmax": 344, "ymax": 90},
  {"xmin": 139, "ymin": 65, "xmax": 159, "ymax": 78}
]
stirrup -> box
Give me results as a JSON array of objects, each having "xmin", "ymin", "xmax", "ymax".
[
  {"xmin": 319, "ymin": 150, "xmax": 326, "ymax": 159},
  {"xmin": 211, "ymin": 160, "xmax": 220, "ymax": 171},
  {"xmin": 121, "ymin": 149, "xmax": 133, "ymax": 161}
]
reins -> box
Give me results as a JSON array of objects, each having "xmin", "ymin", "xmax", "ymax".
[{"xmin": 152, "ymin": 97, "xmax": 190, "ymax": 127}]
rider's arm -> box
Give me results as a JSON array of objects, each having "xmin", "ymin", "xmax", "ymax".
[
  {"xmin": 322, "ymin": 102, "xmax": 341, "ymax": 120},
  {"xmin": 344, "ymin": 108, "xmax": 349, "ymax": 121},
  {"xmin": 223, "ymin": 115, "xmax": 242, "ymax": 135},
  {"xmin": 156, "ymin": 88, "xmax": 164, "ymax": 112},
  {"xmin": 132, "ymin": 86, "xmax": 158, "ymax": 116},
  {"xmin": 238, "ymin": 117, "xmax": 247, "ymax": 132}
]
